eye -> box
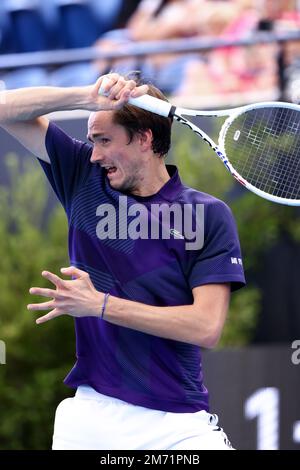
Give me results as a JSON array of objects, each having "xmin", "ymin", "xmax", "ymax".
[{"xmin": 100, "ymin": 138, "xmax": 110, "ymax": 145}]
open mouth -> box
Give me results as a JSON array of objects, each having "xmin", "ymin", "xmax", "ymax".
[
  {"xmin": 101, "ymin": 165, "xmax": 117, "ymax": 175},
  {"xmin": 107, "ymin": 167, "xmax": 117, "ymax": 175}
]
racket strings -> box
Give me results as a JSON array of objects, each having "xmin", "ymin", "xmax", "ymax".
[
  {"xmin": 223, "ymin": 107, "xmax": 300, "ymax": 200},
  {"xmin": 242, "ymin": 111, "xmax": 299, "ymax": 197},
  {"xmin": 238, "ymin": 110, "xmax": 299, "ymax": 197}
]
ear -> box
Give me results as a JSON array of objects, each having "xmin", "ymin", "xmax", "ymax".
[{"xmin": 138, "ymin": 129, "xmax": 153, "ymax": 152}]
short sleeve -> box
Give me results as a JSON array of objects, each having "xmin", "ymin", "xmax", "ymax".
[
  {"xmin": 188, "ymin": 200, "xmax": 246, "ymax": 292},
  {"xmin": 38, "ymin": 122, "xmax": 93, "ymax": 213}
]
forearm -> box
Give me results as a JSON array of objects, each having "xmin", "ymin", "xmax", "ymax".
[
  {"xmin": 104, "ymin": 296, "xmax": 216, "ymax": 347},
  {"xmin": 0, "ymin": 86, "xmax": 92, "ymax": 123},
  {"xmin": 28, "ymin": 267, "xmax": 228, "ymax": 346}
]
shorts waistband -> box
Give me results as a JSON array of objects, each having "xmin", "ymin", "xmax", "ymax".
[
  {"xmin": 75, "ymin": 386, "xmax": 217, "ymax": 425},
  {"xmin": 75, "ymin": 385, "xmax": 127, "ymax": 405}
]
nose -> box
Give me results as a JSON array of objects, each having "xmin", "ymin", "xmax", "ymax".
[{"xmin": 90, "ymin": 147, "xmax": 105, "ymax": 164}]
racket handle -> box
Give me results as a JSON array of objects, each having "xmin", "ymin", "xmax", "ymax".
[
  {"xmin": 127, "ymin": 94, "xmax": 172, "ymax": 117},
  {"xmin": 98, "ymin": 79, "xmax": 172, "ymax": 118}
]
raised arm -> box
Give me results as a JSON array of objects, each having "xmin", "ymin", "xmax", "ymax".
[{"xmin": 0, "ymin": 75, "xmax": 148, "ymax": 163}]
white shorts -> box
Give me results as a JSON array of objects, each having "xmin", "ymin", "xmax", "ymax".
[{"xmin": 52, "ymin": 385, "xmax": 233, "ymax": 450}]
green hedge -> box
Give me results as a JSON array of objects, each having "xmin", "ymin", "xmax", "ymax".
[{"xmin": 0, "ymin": 154, "xmax": 72, "ymax": 449}]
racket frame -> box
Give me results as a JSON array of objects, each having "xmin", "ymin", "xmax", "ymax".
[{"xmin": 173, "ymin": 101, "xmax": 300, "ymax": 206}]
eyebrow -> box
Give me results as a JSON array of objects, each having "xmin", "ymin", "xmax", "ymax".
[{"xmin": 87, "ymin": 133, "xmax": 106, "ymax": 142}]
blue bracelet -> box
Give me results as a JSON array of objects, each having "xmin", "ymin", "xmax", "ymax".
[{"xmin": 101, "ymin": 293, "xmax": 110, "ymax": 319}]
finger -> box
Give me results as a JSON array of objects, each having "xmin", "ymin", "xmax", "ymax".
[
  {"xmin": 116, "ymin": 84, "xmax": 148, "ymax": 106},
  {"xmin": 29, "ymin": 287, "xmax": 57, "ymax": 298},
  {"xmin": 60, "ymin": 266, "xmax": 87, "ymax": 279},
  {"xmin": 27, "ymin": 300, "xmax": 54, "ymax": 311},
  {"xmin": 41, "ymin": 270, "xmax": 65, "ymax": 288},
  {"xmin": 36, "ymin": 309, "xmax": 61, "ymax": 325},
  {"xmin": 111, "ymin": 79, "xmax": 136, "ymax": 101},
  {"xmin": 98, "ymin": 73, "xmax": 120, "ymax": 95},
  {"xmin": 129, "ymin": 84, "xmax": 149, "ymax": 98},
  {"xmin": 111, "ymin": 92, "xmax": 131, "ymax": 109}
]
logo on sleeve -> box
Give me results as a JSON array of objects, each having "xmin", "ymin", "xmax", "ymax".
[{"xmin": 231, "ymin": 257, "xmax": 243, "ymax": 266}]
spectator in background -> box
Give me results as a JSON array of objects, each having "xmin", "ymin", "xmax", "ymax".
[
  {"xmin": 127, "ymin": 0, "xmax": 202, "ymax": 40},
  {"xmin": 93, "ymin": 0, "xmax": 286, "ymax": 102},
  {"xmin": 93, "ymin": 0, "xmax": 205, "ymax": 94},
  {"xmin": 2, "ymin": 0, "xmax": 297, "ymax": 101},
  {"xmin": 173, "ymin": 0, "xmax": 280, "ymax": 103},
  {"xmin": 266, "ymin": 0, "xmax": 300, "ymax": 102}
]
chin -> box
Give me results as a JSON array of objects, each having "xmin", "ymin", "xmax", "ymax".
[
  {"xmin": 109, "ymin": 177, "xmax": 133, "ymax": 193},
  {"xmin": 108, "ymin": 179, "xmax": 125, "ymax": 192}
]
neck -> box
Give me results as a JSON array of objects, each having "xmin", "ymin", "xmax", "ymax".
[{"xmin": 131, "ymin": 159, "xmax": 170, "ymax": 197}]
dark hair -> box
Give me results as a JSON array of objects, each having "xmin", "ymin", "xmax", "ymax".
[{"xmin": 112, "ymin": 75, "xmax": 173, "ymax": 157}]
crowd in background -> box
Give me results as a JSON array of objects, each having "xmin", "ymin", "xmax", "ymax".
[{"xmin": 0, "ymin": 0, "xmax": 300, "ymax": 104}]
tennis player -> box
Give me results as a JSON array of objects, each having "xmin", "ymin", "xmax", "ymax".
[{"xmin": 0, "ymin": 72, "xmax": 245, "ymax": 449}]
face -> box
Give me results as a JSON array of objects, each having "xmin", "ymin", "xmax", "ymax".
[{"xmin": 87, "ymin": 111, "xmax": 148, "ymax": 194}]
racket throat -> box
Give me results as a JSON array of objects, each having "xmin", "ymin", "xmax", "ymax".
[{"xmin": 168, "ymin": 106, "xmax": 177, "ymax": 119}]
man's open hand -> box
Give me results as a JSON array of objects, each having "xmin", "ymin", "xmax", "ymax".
[{"xmin": 27, "ymin": 267, "xmax": 104, "ymax": 324}]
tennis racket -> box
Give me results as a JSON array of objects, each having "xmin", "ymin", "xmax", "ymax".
[{"xmin": 99, "ymin": 84, "xmax": 300, "ymax": 206}]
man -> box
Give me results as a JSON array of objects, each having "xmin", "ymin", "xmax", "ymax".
[{"xmin": 0, "ymin": 72, "xmax": 245, "ymax": 449}]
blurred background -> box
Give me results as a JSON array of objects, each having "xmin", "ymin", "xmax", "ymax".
[{"xmin": 0, "ymin": 0, "xmax": 300, "ymax": 450}]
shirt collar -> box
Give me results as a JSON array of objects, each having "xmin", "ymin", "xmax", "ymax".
[{"xmin": 130, "ymin": 165, "xmax": 184, "ymax": 202}]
